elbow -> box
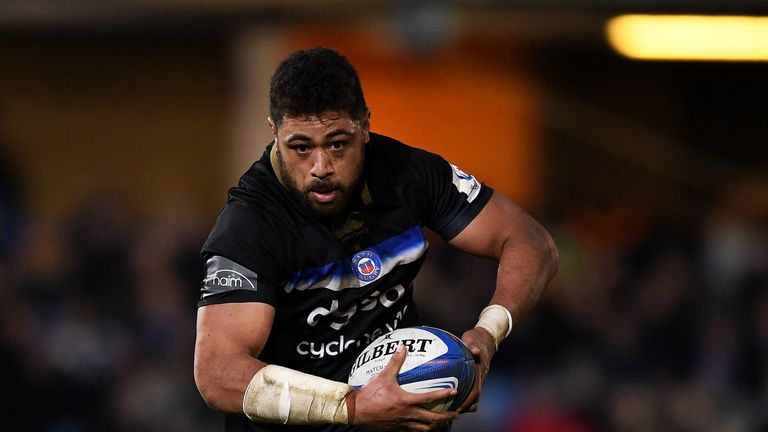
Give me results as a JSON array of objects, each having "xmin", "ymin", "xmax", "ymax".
[
  {"xmin": 195, "ymin": 370, "xmax": 225, "ymax": 412},
  {"xmin": 541, "ymin": 230, "xmax": 560, "ymax": 281},
  {"xmin": 535, "ymin": 219, "xmax": 560, "ymax": 288},
  {"xmin": 519, "ymin": 223, "xmax": 559, "ymax": 285},
  {"xmin": 194, "ymin": 357, "xmax": 233, "ymax": 413}
]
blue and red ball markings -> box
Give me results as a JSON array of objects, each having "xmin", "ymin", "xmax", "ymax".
[{"xmin": 396, "ymin": 326, "xmax": 476, "ymax": 411}]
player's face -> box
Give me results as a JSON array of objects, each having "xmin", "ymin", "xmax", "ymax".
[{"xmin": 271, "ymin": 111, "xmax": 369, "ymax": 221}]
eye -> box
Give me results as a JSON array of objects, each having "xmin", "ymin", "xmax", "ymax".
[
  {"xmin": 329, "ymin": 141, "xmax": 347, "ymax": 151},
  {"xmin": 293, "ymin": 144, "xmax": 310, "ymax": 154}
]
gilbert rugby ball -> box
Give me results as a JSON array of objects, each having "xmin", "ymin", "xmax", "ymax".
[{"xmin": 348, "ymin": 326, "xmax": 475, "ymax": 411}]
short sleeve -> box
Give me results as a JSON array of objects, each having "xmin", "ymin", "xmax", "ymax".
[
  {"xmin": 198, "ymin": 199, "xmax": 289, "ymax": 307},
  {"xmin": 408, "ymin": 149, "xmax": 494, "ymax": 240},
  {"xmin": 197, "ymin": 255, "xmax": 278, "ymax": 307}
]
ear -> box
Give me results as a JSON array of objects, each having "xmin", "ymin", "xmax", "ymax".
[
  {"xmin": 362, "ymin": 109, "xmax": 371, "ymax": 143},
  {"xmin": 267, "ymin": 116, "xmax": 278, "ymax": 139}
]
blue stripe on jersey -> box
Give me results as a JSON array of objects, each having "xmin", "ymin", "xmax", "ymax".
[{"xmin": 284, "ymin": 225, "xmax": 428, "ymax": 293}]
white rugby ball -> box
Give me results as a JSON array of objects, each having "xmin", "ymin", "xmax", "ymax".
[{"xmin": 348, "ymin": 326, "xmax": 475, "ymax": 411}]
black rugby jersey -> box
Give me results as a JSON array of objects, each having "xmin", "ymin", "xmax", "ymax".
[{"xmin": 199, "ymin": 132, "xmax": 493, "ymax": 432}]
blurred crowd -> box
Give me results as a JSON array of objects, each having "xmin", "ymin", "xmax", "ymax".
[
  {"xmin": 0, "ymin": 149, "xmax": 214, "ymax": 430},
  {"xmin": 422, "ymin": 172, "xmax": 768, "ymax": 432},
  {"xmin": 1, "ymin": 146, "xmax": 767, "ymax": 431}
]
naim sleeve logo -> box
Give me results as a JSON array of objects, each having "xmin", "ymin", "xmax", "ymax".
[
  {"xmin": 201, "ymin": 256, "xmax": 259, "ymax": 298},
  {"xmin": 351, "ymin": 250, "xmax": 382, "ymax": 282},
  {"xmin": 205, "ymin": 269, "xmax": 256, "ymax": 289}
]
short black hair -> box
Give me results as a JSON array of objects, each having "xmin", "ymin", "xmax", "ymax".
[{"xmin": 269, "ymin": 47, "xmax": 368, "ymax": 127}]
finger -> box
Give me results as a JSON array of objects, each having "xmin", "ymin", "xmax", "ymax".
[
  {"xmin": 409, "ymin": 387, "xmax": 457, "ymax": 406},
  {"xmin": 456, "ymin": 388, "xmax": 478, "ymax": 413},
  {"xmin": 393, "ymin": 417, "xmax": 436, "ymax": 432},
  {"xmin": 458, "ymin": 395, "xmax": 480, "ymax": 414},
  {"xmin": 457, "ymin": 390, "xmax": 478, "ymax": 412},
  {"xmin": 381, "ymin": 344, "xmax": 407, "ymax": 379},
  {"xmin": 468, "ymin": 344, "xmax": 482, "ymax": 357},
  {"xmin": 401, "ymin": 421, "xmax": 431, "ymax": 432},
  {"xmin": 462, "ymin": 340, "xmax": 483, "ymax": 359},
  {"xmin": 406, "ymin": 407, "xmax": 459, "ymax": 424},
  {"xmin": 414, "ymin": 396, "xmax": 459, "ymax": 421},
  {"xmin": 435, "ymin": 410, "xmax": 460, "ymax": 422}
]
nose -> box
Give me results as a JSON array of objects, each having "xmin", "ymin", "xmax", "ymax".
[{"xmin": 310, "ymin": 149, "xmax": 333, "ymax": 179}]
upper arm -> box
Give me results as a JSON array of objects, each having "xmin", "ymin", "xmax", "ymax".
[
  {"xmin": 448, "ymin": 190, "xmax": 557, "ymax": 261},
  {"xmin": 195, "ymin": 302, "xmax": 275, "ymax": 360}
]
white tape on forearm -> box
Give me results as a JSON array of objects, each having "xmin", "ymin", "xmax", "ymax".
[
  {"xmin": 243, "ymin": 365, "xmax": 352, "ymax": 425},
  {"xmin": 475, "ymin": 304, "xmax": 514, "ymax": 348}
]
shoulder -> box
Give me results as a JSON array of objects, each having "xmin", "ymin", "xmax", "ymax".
[
  {"xmin": 366, "ymin": 132, "xmax": 447, "ymax": 182},
  {"xmin": 367, "ymin": 132, "xmax": 439, "ymax": 163},
  {"xmin": 202, "ymin": 158, "xmax": 298, "ymax": 268},
  {"xmin": 224, "ymin": 157, "xmax": 301, "ymax": 226}
]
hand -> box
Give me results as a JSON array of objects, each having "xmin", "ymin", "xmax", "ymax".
[
  {"xmin": 457, "ymin": 327, "xmax": 496, "ymax": 413},
  {"xmin": 352, "ymin": 345, "xmax": 460, "ymax": 431}
]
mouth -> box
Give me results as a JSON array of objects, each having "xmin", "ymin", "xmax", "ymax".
[
  {"xmin": 308, "ymin": 182, "xmax": 340, "ymax": 204},
  {"xmin": 310, "ymin": 190, "xmax": 338, "ymax": 203}
]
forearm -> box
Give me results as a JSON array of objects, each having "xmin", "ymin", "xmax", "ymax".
[
  {"xmin": 243, "ymin": 365, "xmax": 354, "ymax": 425},
  {"xmin": 195, "ymin": 302, "xmax": 354, "ymax": 425},
  {"xmin": 196, "ymin": 352, "xmax": 354, "ymax": 425},
  {"xmin": 195, "ymin": 302, "xmax": 276, "ymax": 413},
  {"xmin": 456, "ymin": 221, "xmax": 558, "ymax": 413},
  {"xmin": 491, "ymin": 227, "xmax": 559, "ymax": 324},
  {"xmin": 471, "ymin": 217, "xmax": 559, "ymax": 351},
  {"xmin": 449, "ymin": 192, "xmax": 559, "ymax": 327}
]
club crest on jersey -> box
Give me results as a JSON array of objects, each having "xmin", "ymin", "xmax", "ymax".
[{"xmin": 352, "ymin": 250, "xmax": 382, "ymax": 282}]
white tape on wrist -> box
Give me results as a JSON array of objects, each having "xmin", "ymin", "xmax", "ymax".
[
  {"xmin": 243, "ymin": 365, "xmax": 353, "ymax": 425},
  {"xmin": 475, "ymin": 304, "xmax": 514, "ymax": 349}
]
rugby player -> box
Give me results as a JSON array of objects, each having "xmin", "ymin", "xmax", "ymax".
[{"xmin": 194, "ymin": 47, "xmax": 559, "ymax": 431}]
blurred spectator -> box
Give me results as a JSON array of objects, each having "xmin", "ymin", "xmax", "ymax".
[
  {"xmin": 1, "ymin": 146, "xmax": 766, "ymax": 431},
  {"xmin": 0, "ymin": 143, "xmax": 23, "ymax": 261},
  {"xmin": 0, "ymin": 190, "xmax": 213, "ymax": 431}
]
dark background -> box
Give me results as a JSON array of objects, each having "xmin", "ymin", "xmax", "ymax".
[{"xmin": 1, "ymin": 1, "xmax": 766, "ymax": 431}]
